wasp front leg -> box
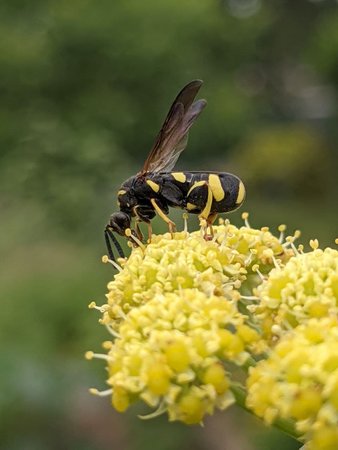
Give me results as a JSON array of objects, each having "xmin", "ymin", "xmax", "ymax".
[
  {"xmin": 133, "ymin": 205, "xmax": 156, "ymax": 243},
  {"xmin": 150, "ymin": 198, "xmax": 176, "ymax": 236},
  {"xmin": 136, "ymin": 219, "xmax": 153, "ymax": 243},
  {"xmin": 134, "ymin": 220, "xmax": 144, "ymax": 242}
]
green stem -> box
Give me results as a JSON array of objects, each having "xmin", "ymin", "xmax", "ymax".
[
  {"xmin": 230, "ymin": 384, "xmax": 303, "ymax": 442},
  {"xmin": 241, "ymin": 355, "xmax": 257, "ymax": 371}
]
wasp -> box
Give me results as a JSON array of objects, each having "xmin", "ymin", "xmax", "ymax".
[{"xmin": 105, "ymin": 80, "xmax": 245, "ymax": 261}]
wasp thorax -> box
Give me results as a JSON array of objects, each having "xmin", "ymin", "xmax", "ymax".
[{"xmin": 109, "ymin": 212, "xmax": 131, "ymax": 236}]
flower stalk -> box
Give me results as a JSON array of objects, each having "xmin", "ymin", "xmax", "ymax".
[{"xmin": 230, "ymin": 383, "xmax": 302, "ymax": 441}]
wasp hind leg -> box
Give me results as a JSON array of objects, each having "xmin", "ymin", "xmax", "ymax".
[
  {"xmin": 200, "ymin": 198, "xmax": 217, "ymax": 241},
  {"xmin": 150, "ymin": 198, "xmax": 176, "ymax": 237},
  {"xmin": 186, "ymin": 181, "xmax": 215, "ymax": 240},
  {"xmin": 204, "ymin": 213, "xmax": 218, "ymax": 240},
  {"xmin": 147, "ymin": 222, "xmax": 153, "ymax": 243}
]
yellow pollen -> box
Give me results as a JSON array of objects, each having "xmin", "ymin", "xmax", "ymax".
[
  {"xmin": 102, "ymin": 255, "xmax": 109, "ymax": 263},
  {"xmin": 241, "ymin": 212, "xmax": 250, "ymax": 227},
  {"xmin": 102, "ymin": 340, "xmax": 113, "ymax": 349},
  {"xmin": 89, "ymin": 388, "xmax": 99, "ymax": 395},
  {"xmin": 85, "ymin": 351, "xmax": 94, "ymax": 360},
  {"xmin": 146, "ymin": 179, "xmax": 160, "ymax": 193},
  {"xmin": 310, "ymin": 239, "xmax": 319, "ymax": 250},
  {"xmin": 208, "ymin": 174, "xmax": 225, "ymax": 202},
  {"xmin": 236, "ymin": 181, "xmax": 246, "ymax": 205},
  {"xmin": 117, "ymin": 190, "xmax": 127, "ymax": 196},
  {"xmin": 172, "ymin": 172, "xmax": 186, "ymax": 183}
]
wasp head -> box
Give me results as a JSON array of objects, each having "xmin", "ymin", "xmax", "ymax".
[{"xmin": 109, "ymin": 211, "xmax": 131, "ymax": 236}]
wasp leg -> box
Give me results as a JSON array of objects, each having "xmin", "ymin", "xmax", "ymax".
[
  {"xmin": 150, "ymin": 198, "xmax": 176, "ymax": 236},
  {"xmin": 147, "ymin": 222, "xmax": 153, "ymax": 243},
  {"xmin": 132, "ymin": 207, "xmax": 143, "ymax": 241},
  {"xmin": 186, "ymin": 180, "xmax": 214, "ymax": 240},
  {"xmin": 135, "ymin": 220, "xmax": 144, "ymax": 242},
  {"xmin": 134, "ymin": 220, "xmax": 153, "ymax": 244},
  {"xmin": 133, "ymin": 205, "xmax": 155, "ymax": 243},
  {"xmin": 185, "ymin": 180, "xmax": 214, "ymax": 239},
  {"xmin": 205, "ymin": 213, "xmax": 218, "ymax": 239}
]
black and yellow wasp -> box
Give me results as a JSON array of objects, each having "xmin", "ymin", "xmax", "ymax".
[{"xmin": 105, "ymin": 80, "xmax": 245, "ymax": 260}]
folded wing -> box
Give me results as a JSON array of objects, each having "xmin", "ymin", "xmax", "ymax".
[{"xmin": 139, "ymin": 80, "xmax": 207, "ymax": 175}]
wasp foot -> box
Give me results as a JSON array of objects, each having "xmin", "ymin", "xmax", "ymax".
[{"xmin": 168, "ymin": 220, "xmax": 177, "ymax": 238}]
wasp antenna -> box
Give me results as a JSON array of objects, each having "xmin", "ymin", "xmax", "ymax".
[
  {"xmin": 104, "ymin": 228, "xmax": 116, "ymax": 261},
  {"xmin": 107, "ymin": 228, "xmax": 125, "ymax": 259}
]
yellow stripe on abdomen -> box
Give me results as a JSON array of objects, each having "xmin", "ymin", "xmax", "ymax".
[
  {"xmin": 187, "ymin": 180, "xmax": 206, "ymax": 196},
  {"xmin": 208, "ymin": 174, "xmax": 225, "ymax": 202},
  {"xmin": 236, "ymin": 181, "xmax": 246, "ymax": 204}
]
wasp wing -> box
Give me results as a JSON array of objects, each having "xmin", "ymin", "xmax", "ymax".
[{"xmin": 139, "ymin": 80, "xmax": 207, "ymax": 175}]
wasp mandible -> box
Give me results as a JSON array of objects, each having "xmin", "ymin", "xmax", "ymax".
[{"xmin": 105, "ymin": 80, "xmax": 245, "ymax": 261}]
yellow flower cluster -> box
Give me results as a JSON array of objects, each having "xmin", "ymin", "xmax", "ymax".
[
  {"xmin": 87, "ymin": 218, "xmax": 292, "ymax": 423},
  {"xmin": 246, "ymin": 317, "xmax": 338, "ymax": 450},
  {"xmin": 252, "ymin": 247, "xmax": 338, "ymax": 340},
  {"xmin": 101, "ymin": 220, "xmax": 293, "ymax": 327},
  {"xmin": 88, "ymin": 212, "xmax": 338, "ymax": 444},
  {"xmin": 102, "ymin": 289, "xmax": 261, "ymax": 424}
]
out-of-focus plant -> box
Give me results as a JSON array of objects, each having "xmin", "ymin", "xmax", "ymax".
[
  {"xmin": 1, "ymin": 0, "xmax": 338, "ymax": 234},
  {"xmin": 231, "ymin": 125, "xmax": 333, "ymax": 199},
  {"xmin": 87, "ymin": 214, "xmax": 338, "ymax": 449}
]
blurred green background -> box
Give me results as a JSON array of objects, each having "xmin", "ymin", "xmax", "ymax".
[{"xmin": 1, "ymin": 0, "xmax": 337, "ymax": 449}]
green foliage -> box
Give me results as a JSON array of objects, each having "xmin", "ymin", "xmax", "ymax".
[
  {"xmin": 1, "ymin": 0, "xmax": 337, "ymax": 234},
  {"xmin": 233, "ymin": 124, "xmax": 333, "ymax": 198}
]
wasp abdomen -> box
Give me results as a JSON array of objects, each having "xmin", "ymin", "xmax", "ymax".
[
  {"xmin": 184, "ymin": 172, "xmax": 245, "ymax": 215},
  {"xmin": 147, "ymin": 171, "xmax": 245, "ymax": 216}
]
